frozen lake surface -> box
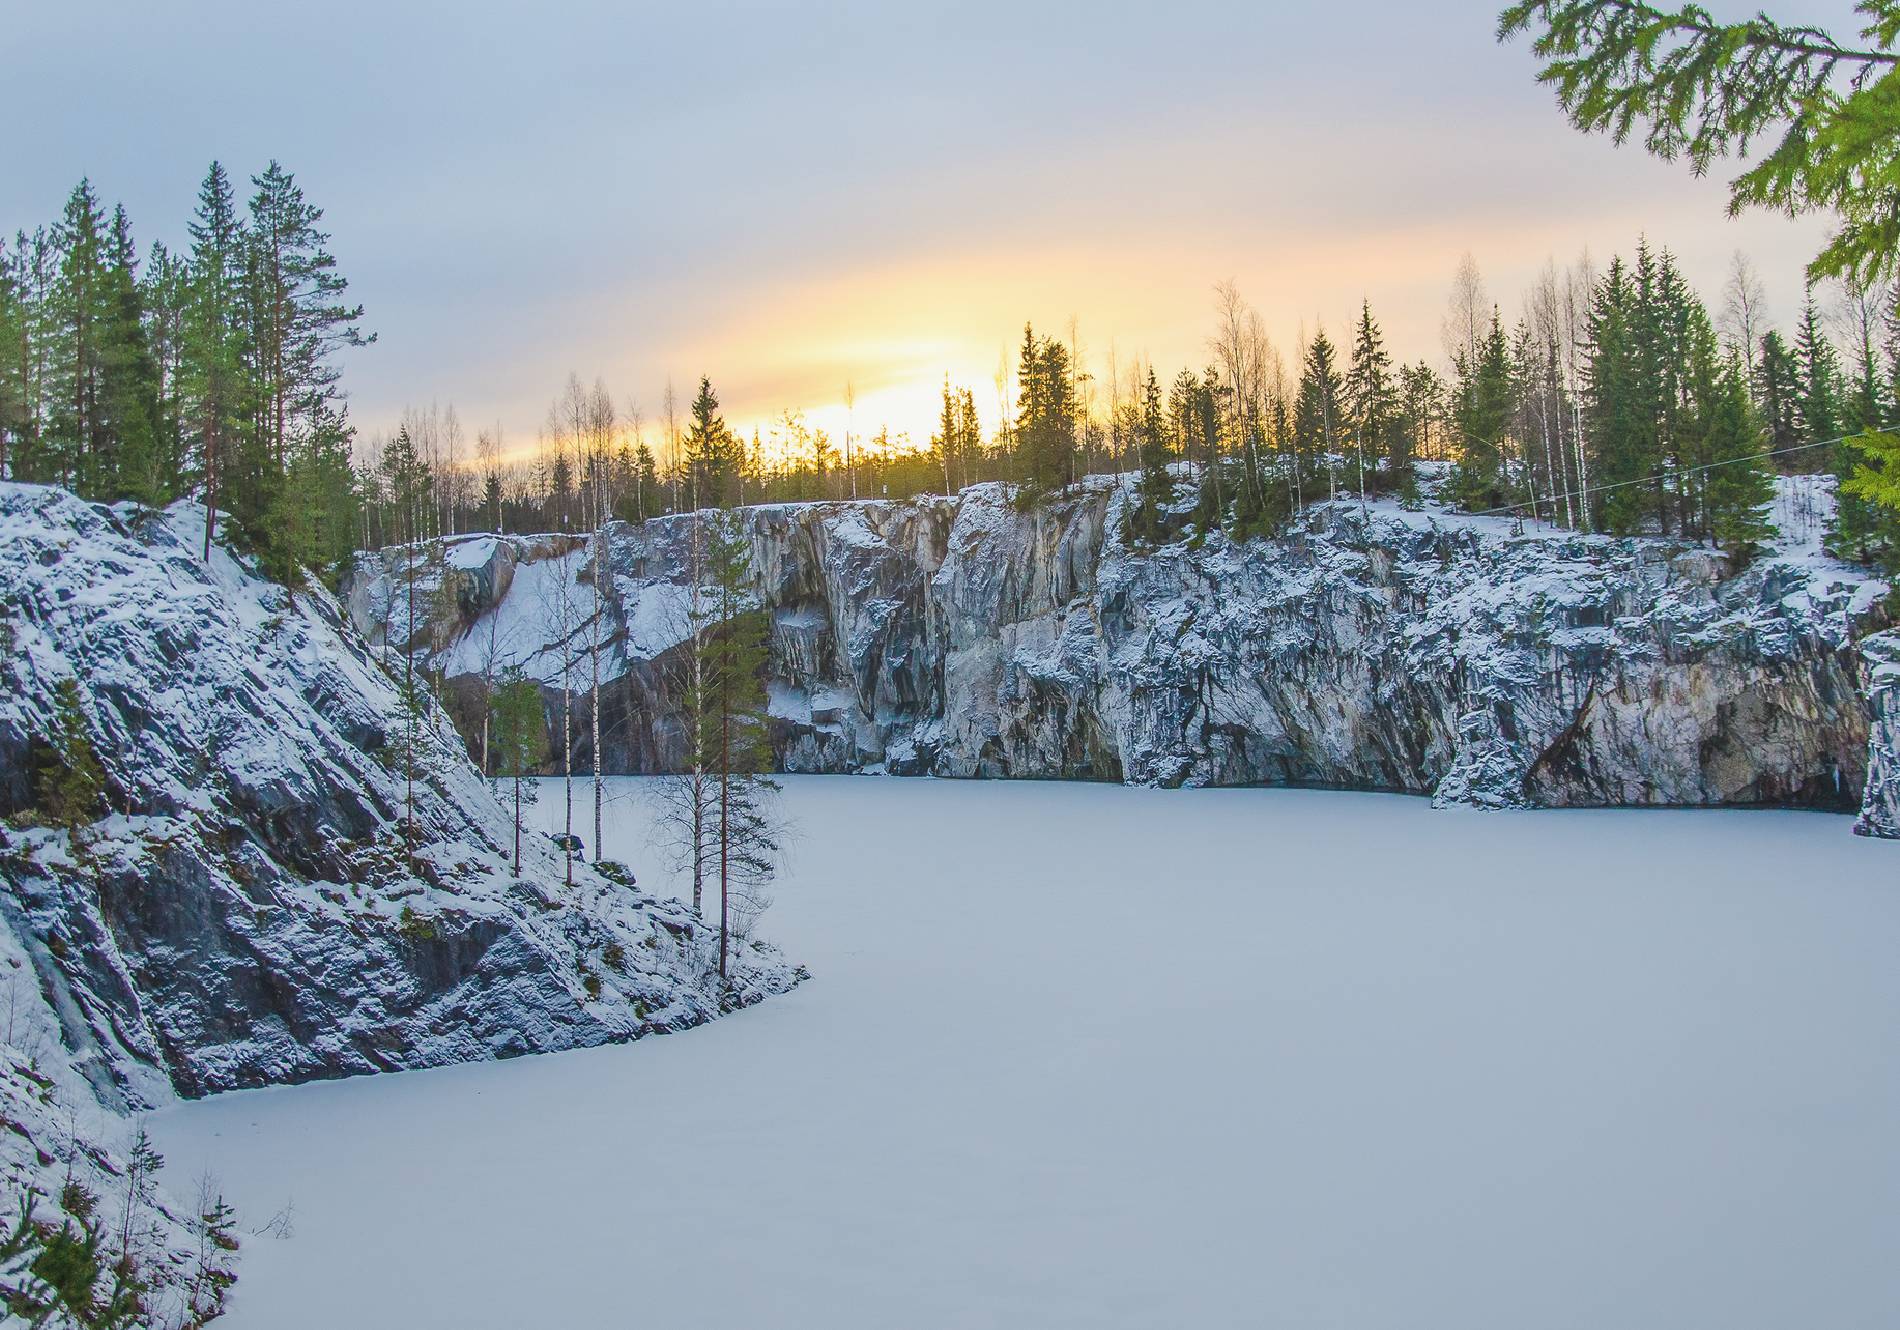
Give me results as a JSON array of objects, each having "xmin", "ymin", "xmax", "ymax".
[{"xmin": 151, "ymin": 779, "xmax": 1900, "ymax": 1329}]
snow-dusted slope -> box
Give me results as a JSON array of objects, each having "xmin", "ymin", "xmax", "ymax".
[
  {"xmin": 0, "ymin": 482, "xmax": 800, "ymax": 1111},
  {"xmin": 349, "ymin": 472, "xmax": 1891, "ymax": 819}
]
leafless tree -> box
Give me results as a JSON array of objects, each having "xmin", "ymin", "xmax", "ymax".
[
  {"xmin": 1210, "ymin": 279, "xmax": 1274, "ymax": 513},
  {"xmin": 1721, "ymin": 250, "xmax": 1769, "ymax": 374},
  {"xmin": 1442, "ymin": 251, "xmax": 1489, "ymax": 373},
  {"xmin": 584, "ymin": 377, "xmax": 617, "ymax": 859},
  {"xmin": 476, "ymin": 424, "xmax": 503, "ymax": 534},
  {"xmin": 1562, "ymin": 251, "xmax": 1597, "ymax": 529}
]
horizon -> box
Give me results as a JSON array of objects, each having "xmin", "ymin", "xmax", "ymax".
[{"xmin": 1, "ymin": 0, "xmax": 1846, "ymax": 461}]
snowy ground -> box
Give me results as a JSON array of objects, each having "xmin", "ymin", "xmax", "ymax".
[{"xmin": 150, "ymin": 780, "xmax": 1900, "ymax": 1329}]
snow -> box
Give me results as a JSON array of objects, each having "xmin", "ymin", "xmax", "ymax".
[
  {"xmin": 148, "ymin": 779, "xmax": 1900, "ymax": 1329},
  {"xmin": 445, "ymin": 535, "xmax": 500, "ymax": 571}
]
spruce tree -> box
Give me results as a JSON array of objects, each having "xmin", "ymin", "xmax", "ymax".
[
  {"xmin": 683, "ymin": 376, "xmax": 741, "ymax": 508},
  {"xmin": 139, "ymin": 240, "xmax": 191, "ymax": 496},
  {"xmin": 1345, "ymin": 300, "xmax": 1399, "ymax": 496},
  {"xmin": 1131, "ymin": 365, "xmax": 1171, "ymax": 541},
  {"xmin": 696, "ymin": 510, "xmax": 779, "ymax": 979},
  {"xmin": 1447, "ymin": 312, "xmax": 1515, "ymax": 512},
  {"xmin": 1013, "ymin": 325, "xmax": 1077, "ymax": 495},
  {"xmin": 1293, "ymin": 330, "xmax": 1343, "ymax": 500},
  {"xmin": 491, "ymin": 671, "xmax": 549, "ymax": 876},
  {"xmin": 1500, "ymin": 0, "xmax": 1900, "ymax": 288},
  {"xmin": 269, "ymin": 409, "xmax": 360, "ymax": 589},
  {"xmin": 99, "ymin": 205, "xmax": 163, "ymax": 507},
  {"xmin": 1585, "ymin": 259, "xmax": 1650, "ymax": 532},
  {"xmin": 1700, "ymin": 353, "xmax": 1777, "ymax": 557},
  {"xmin": 1754, "ymin": 330, "xmax": 1802, "ymax": 452},
  {"xmin": 40, "ymin": 678, "xmax": 105, "ymax": 832},
  {"xmin": 1793, "ymin": 291, "xmax": 1843, "ymax": 446}
]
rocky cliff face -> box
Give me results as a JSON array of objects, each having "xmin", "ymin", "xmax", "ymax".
[
  {"xmin": 0, "ymin": 483, "xmax": 800, "ymax": 1113},
  {"xmin": 346, "ymin": 471, "xmax": 1893, "ymax": 821},
  {"xmin": 1853, "ymin": 628, "xmax": 1900, "ymax": 837}
]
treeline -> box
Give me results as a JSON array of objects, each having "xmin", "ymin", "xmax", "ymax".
[
  {"xmin": 0, "ymin": 162, "xmax": 370, "ymax": 583},
  {"xmin": 12, "ymin": 165, "xmax": 1898, "ymax": 577},
  {"xmin": 422, "ymin": 249, "xmax": 1897, "ymax": 570}
]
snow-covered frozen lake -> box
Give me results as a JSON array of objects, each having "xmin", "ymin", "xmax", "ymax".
[{"xmin": 151, "ymin": 779, "xmax": 1900, "ymax": 1329}]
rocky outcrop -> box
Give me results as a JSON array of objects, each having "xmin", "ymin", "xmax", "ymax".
[
  {"xmin": 0, "ymin": 483, "xmax": 801, "ymax": 1110},
  {"xmin": 347, "ymin": 472, "xmax": 1891, "ymax": 818},
  {"xmin": 1854, "ymin": 629, "xmax": 1900, "ymax": 836}
]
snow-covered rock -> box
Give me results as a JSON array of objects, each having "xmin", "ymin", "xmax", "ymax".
[
  {"xmin": 348, "ymin": 474, "xmax": 1891, "ymax": 818},
  {"xmin": 0, "ymin": 482, "xmax": 801, "ymax": 1112},
  {"xmin": 1853, "ymin": 628, "xmax": 1900, "ymax": 837}
]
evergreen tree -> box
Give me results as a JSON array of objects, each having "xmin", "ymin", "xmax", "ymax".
[
  {"xmin": 232, "ymin": 161, "xmax": 372, "ymax": 547},
  {"xmin": 0, "ymin": 1186, "xmax": 145, "ymax": 1328},
  {"xmin": 269, "ymin": 408, "xmax": 360, "ymax": 589},
  {"xmin": 0, "ymin": 236, "xmax": 25, "ymax": 479},
  {"xmin": 1584, "ymin": 259, "xmax": 1650, "ymax": 532},
  {"xmin": 1293, "ymin": 330, "xmax": 1342, "ymax": 499},
  {"xmin": 1500, "ymin": 1, "xmax": 1900, "ymax": 288},
  {"xmin": 1793, "ymin": 290, "xmax": 1843, "ymax": 445},
  {"xmin": 99, "ymin": 205, "xmax": 163, "ymax": 506},
  {"xmin": 139, "ymin": 240, "xmax": 191, "ymax": 497},
  {"xmin": 1754, "ymin": 330, "xmax": 1802, "ymax": 452},
  {"xmin": 1013, "ymin": 324, "xmax": 1077, "ymax": 495},
  {"xmin": 696, "ymin": 511, "xmax": 780, "ymax": 979},
  {"xmin": 48, "ymin": 180, "xmax": 111, "ymax": 492},
  {"xmin": 184, "ymin": 161, "xmax": 247, "ymax": 558},
  {"xmin": 1396, "ymin": 362, "xmax": 1446, "ymax": 471},
  {"xmin": 1447, "ymin": 312, "xmax": 1515, "ymax": 512},
  {"xmin": 682, "ymin": 376, "xmax": 741, "ymax": 508},
  {"xmin": 931, "ymin": 376, "xmax": 960, "ymax": 495},
  {"xmin": 1131, "ymin": 365, "xmax": 1171, "ymax": 541},
  {"xmin": 2, "ymin": 229, "xmax": 57, "ymax": 484},
  {"xmin": 1345, "ymin": 300, "xmax": 1399, "ymax": 495},
  {"xmin": 491, "ymin": 671, "xmax": 549, "ymax": 876},
  {"xmin": 40, "ymin": 677, "xmax": 106, "ymax": 832},
  {"xmin": 1699, "ymin": 352, "xmax": 1777, "ymax": 556}
]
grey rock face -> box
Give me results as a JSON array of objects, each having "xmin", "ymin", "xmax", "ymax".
[
  {"xmin": 1853, "ymin": 629, "xmax": 1900, "ymax": 837},
  {"xmin": 348, "ymin": 476, "xmax": 1890, "ymax": 818},
  {"xmin": 0, "ymin": 483, "xmax": 800, "ymax": 1109}
]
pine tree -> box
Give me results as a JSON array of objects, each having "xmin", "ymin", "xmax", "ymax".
[
  {"xmin": 185, "ymin": 162, "xmax": 247, "ymax": 560},
  {"xmin": 234, "ymin": 161, "xmax": 372, "ymax": 552}
]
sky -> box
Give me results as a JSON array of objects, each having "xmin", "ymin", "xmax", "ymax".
[{"xmin": 2, "ymin": 0, "xmax": 1847, "ymax": 460}]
